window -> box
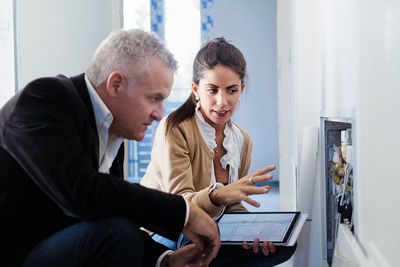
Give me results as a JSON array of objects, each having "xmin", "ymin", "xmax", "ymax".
[
  {"xmin": 123, "ymin": 0, "xmax": 202, "ymax": 183},
  {"xmin": 123, "ymin": 0, "xmax": 150, "ymax": 31}
]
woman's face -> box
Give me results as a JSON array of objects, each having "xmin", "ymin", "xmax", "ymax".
[{"xmin": 192, "ymin": 64, "xmax": 245, "ymax": 129}]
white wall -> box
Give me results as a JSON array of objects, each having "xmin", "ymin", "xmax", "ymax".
[
  {"xmin": 355, "ymin": 1, "xmax": 400, "ymax": 266},
  {"xmin": 15, "ymin": 0, "xmax": 121, "ymax": 88},
  {"xmin": 213, "ymin": 0, "xmax": 279, "ymax": 179},
  {"xmin": 278, "ymin": 0, "xmax": 400, "ymax": 266},
  {"xmin": 277, "ymin": 1, "xmax": 322, "ymax": 266},
  {"xmin": 0, "ymin": 0, "xmax": 16, "ymax": 107}
]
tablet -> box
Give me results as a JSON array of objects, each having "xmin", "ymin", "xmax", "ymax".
[{"xmin": 217, "ymin": 212, "xmax": 301, "ymax": 246}]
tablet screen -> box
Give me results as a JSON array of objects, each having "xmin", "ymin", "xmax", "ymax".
[{"xmin": 218, "ymin": 212, "xmax": 300, "ymax": 245}]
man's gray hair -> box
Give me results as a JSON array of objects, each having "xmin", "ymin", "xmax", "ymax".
[{"xmin": 86, "ymin": 29, "xmax": 178, "ymax": 87}]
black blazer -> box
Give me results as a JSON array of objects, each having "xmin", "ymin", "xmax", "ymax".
[{"xmin": 0, "ymin": 74, "xmax": 186, "ymax": 266}]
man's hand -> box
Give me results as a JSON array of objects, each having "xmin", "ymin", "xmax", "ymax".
[
  {"xmin": 181, "ymin": 202, "xmax": 220, "ymax": 265},
  {"xmin": 168, "ymin": 244, "xmax": 206, "ymax": 267}
]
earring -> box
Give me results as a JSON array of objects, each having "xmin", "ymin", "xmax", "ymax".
[{"xmin": 196, "ymin": 97, "xmax": 201, "ymax": 109}]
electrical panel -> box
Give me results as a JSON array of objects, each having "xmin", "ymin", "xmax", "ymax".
[{"xmin": 321, "ymin": 118, "xmax": 355, "ymax": 266}]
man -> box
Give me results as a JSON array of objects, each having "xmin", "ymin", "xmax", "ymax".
[{"xmin": 0, "ymin": 29, "xmax": 220, "ymax": 267}]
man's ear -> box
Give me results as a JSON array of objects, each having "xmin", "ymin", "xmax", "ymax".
[{"xmin": 106, "ymin": 71, "xmax": 125, "ymax": 97}]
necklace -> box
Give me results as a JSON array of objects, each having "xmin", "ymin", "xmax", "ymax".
[
  {"xmin": 214, "ymin": 145, "xmax": 222, "ymax": 154},
  {"xmin": 215, "ymin": 132, "xmax": 224, "ymax": 154}
]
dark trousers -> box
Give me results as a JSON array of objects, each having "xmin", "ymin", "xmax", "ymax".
[
  {"xmin": 152, "ymin": 233, "xmax": 296, "ymax": 267},
  {"xmin": 21, "ymin": 217, "xmax": 144, "ymax": 267},
  {"xmin": 210, "ymin": 243, "xmax": 297, "ymax": 267}
]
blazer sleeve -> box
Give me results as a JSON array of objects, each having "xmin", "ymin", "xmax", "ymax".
[
  {"xmin": 0, "ymin": 78, "xmax": 186, "ymax": 241},
  {"xmin": 150, "ymin": 120, "xmax": 224, "ymax": 218},
  {"xmin": 238, "ymin": 127, "xmax": 253, "ymax": 179}
]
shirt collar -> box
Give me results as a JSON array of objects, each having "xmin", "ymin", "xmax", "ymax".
[
  {"xmin": 84, "ymin": 75, "xmax": 124, "ymax": 173},
  {"xmin": 195, "ymin": 108, "xmax": 218, "ymax": 151},
  {"xmin": 194, "ymin": 108, "xmax": 234, "ymax": 167},
  {"xmin": 84, "ymin": 75, "xmax": 113, "ymax": 134}
]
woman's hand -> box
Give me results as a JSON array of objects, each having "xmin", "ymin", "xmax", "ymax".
[
  {"xmin": 242, "ymin": 238, "xmax": 276, "ymax": 256},
  {"xmin": 209, "ymin": 165, "xmax": 276, "ymax": 206}
]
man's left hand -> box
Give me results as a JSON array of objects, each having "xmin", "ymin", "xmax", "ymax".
[{"xmin": 169, "ymin": 244, "xmax": 207, "ymax": 267}]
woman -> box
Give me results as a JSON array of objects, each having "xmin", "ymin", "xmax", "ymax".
[{"xmin": 141, "ymin": 37, "xmax": 295, "ymax": 266}]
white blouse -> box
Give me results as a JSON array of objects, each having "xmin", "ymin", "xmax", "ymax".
[{"xmin": 194, "ymin": 108, "xmax": 244, "ymax": 186}]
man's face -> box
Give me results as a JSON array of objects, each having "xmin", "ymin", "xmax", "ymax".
[{"xmin": 109, "ymin": 57, "xmax": 174, "ymax": 141}]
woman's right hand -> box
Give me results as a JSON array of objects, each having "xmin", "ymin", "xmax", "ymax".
[
  {"xmin": 209, "ymin": 165, "xmax": 275, "ymax": 207},
  {"xmin": 243, "ymin": 238, "xmax": 276, "ymax": 256}
]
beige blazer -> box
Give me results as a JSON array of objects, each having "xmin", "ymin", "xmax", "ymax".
[{"xmin": 141, "ymin": 116, "xmax": 253, "ymax": 218}]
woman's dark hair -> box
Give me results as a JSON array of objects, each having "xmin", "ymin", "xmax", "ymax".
[{"xmin": 165, "ymin": 37, "xmax": 247, "ymax": 134}]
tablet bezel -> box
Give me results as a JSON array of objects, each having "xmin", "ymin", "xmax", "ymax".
[{"xmin": 217, "ymin": 211, "xmax": 301, "ymax": 245}]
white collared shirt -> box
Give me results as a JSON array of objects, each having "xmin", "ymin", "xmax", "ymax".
[{"xmin": 84, "ymin": 75, "xmax": 124, "ymax": 173}]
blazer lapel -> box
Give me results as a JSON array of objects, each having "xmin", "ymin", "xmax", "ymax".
[
  {"xmin": 69, "ymin": 74, "xmax": 100, "ymax": 167},
  {"xmin": 69, "ymin": 74, "xmax": 125, "ymax": 179}
]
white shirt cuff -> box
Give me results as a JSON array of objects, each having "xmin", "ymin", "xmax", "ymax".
[
  {"xmin": 155, "ymin": 250, "xmax": 173, "ymax": 267},
  {"xmin": 208, "ymin": 182, "xmax": 225, "ymax": 193},
  {"xmin": 183, "ymin": 198, "xmax": 190, "ymax": 226}
]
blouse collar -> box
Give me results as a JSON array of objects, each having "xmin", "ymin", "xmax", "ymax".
[{"xmin": 194, "ymin": 108, "xmax": 237, "ymax": 171}]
